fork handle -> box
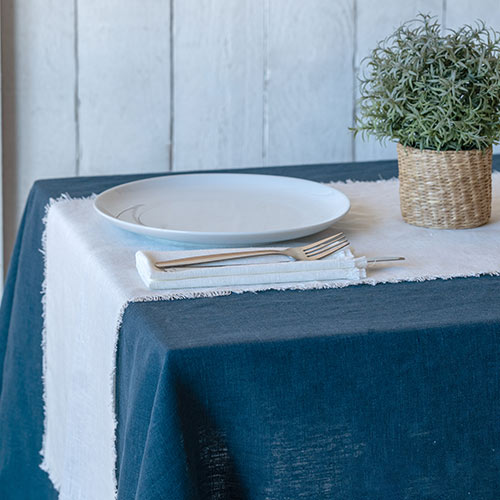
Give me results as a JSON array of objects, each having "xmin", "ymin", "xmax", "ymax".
[{"xmin": 155, "ymin": 249, "xmax": 284, "ymax": 269}]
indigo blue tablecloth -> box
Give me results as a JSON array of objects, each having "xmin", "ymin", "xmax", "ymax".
[{"xmin": 1, "ymin": 159, "xmax": 500, "ymax": 499}]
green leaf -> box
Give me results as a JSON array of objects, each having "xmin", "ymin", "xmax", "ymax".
[{"xmin": 351, "ymin": 13, "xmax": 500, "ymax": 151}]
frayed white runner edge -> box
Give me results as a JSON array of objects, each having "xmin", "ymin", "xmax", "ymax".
[
  {"xmin": 39, "ymin": 196, "xmax": 249, "ymax": 498},
  {"xmin": 39, "ymin": 174, "xmax": 500, "ymax": 498}
]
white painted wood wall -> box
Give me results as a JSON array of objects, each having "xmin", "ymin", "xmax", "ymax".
[{"xmin": 2, "ymin": 0, "xmax": 500, "ymax": 274}]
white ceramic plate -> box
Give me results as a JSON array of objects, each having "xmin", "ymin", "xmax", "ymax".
[{"xmin": 94, "ymin": 173, "xmax": 350, "ymax": 245}]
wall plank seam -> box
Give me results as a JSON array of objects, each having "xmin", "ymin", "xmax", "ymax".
[
  {"xmin": 169, "ymin": 0, "xmax": 174, "ymax": 171},
  {"xmin": 74, "ymin": 0, "xmax": 81, "ymax": 176},
  {"xmin": 262, "ymin": 0, "xmax": 270, "ymax": 165},
  {"xmin": 352, "ymin": 0, "xmax": 358, "ymax": 163}
]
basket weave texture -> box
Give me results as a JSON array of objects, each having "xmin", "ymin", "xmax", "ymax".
[{"xmin": 397, "ymin": 143, "xmax": 492, "ymax": 229}]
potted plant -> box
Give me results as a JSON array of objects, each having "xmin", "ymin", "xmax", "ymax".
[{"xmin": 352, "ymin": 14, "xmax": 500, "ymax": 229}]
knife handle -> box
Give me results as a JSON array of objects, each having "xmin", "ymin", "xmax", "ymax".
[
  {"xmin": 155, "ymin": 249, "xmax": 283, "ymax": 269},
  {"xmin": 366, "ymin": 256, "xmax": 405, "ymax": 263}
]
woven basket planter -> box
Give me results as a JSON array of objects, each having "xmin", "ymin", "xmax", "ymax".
[{"xmin": 397, "ymin": 144, "xmax": 492, "ymax": 229}]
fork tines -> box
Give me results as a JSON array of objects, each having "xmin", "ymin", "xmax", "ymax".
[{"xmin": 303, "ymin": 232, "xmax": 349, "ymax": 259}]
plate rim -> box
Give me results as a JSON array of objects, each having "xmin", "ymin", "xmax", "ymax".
[{"xmin": 93, "ymin": 172, "xmax": 350, "ymax": 239}]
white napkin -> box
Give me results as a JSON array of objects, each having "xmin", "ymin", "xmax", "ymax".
[{"xmin": 136, "ymin": 247, "xmax": 367, "ymax": 290}]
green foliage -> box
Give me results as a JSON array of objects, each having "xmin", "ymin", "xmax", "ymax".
[{"xmin": 352, "ymin": 14, "xmax": 500, "ymax": 151}]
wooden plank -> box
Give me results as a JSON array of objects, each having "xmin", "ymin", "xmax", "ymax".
[
  {"xmin": 355, "ymin": 0, "xmax": 443, "ymax": 162},
  {"xmin": 78, "ymin": 0, "xmax": 170, "ymax": 176},
  {"xmin": 444, "ymin": 0, "xmax": 500, "ymax": 29},
  {"xmin": 1, "ymin": 0, "xmax": 76, "ymax": 273},
  {"xmin": 265, "ymin": 0, "xmax": 354, "ymax": 166},
  {"xmin": 0, "ymin": 2, "xmax": 3, "ymax": 284},
  {"xmin": 172, "ymin": 0, "xmax": 264, "ymax": 171}
]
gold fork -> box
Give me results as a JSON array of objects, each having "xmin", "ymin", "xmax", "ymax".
[{"xmin": 155, "ymin": 233, "xmax": 349, "ymax": 269}]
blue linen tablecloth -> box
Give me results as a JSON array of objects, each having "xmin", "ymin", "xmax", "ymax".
[{"xmin": 1, "ymin": 159, "xmax": 500, "ymax": 499}]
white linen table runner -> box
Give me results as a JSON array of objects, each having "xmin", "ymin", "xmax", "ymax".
[{"xmin": 41, "ymin": 173, "xmax": 500, "ymax": 499}]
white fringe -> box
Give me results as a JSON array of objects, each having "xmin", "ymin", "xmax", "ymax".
[{"xmin": 39, "ymin": 193, "xmax": 97, "ymax": 492}]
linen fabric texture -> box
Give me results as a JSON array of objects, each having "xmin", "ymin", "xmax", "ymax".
[
  {"xmin": 43, "ymin": 171, "xmax": 500, "ymax": 499},
  {"xmin": 1, "ymin": 161, "xmax": 500, "ymax": 499}
]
